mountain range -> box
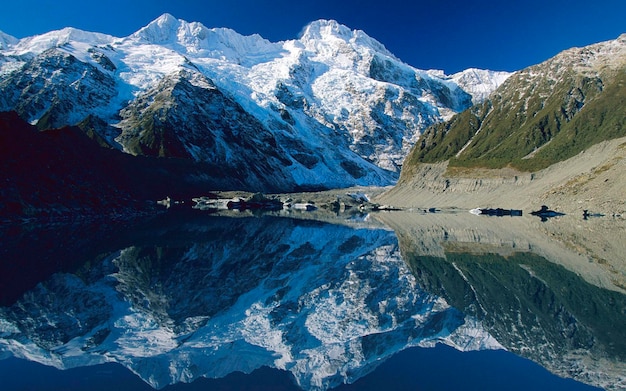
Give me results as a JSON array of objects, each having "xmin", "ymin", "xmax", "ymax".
[
  {"xmin": 2, "ymin": 14, "xmax": 625, "ymax": 219},
  {"xmin": 0, "ymin": 14, "xmax": 509, "ymax": 196}
]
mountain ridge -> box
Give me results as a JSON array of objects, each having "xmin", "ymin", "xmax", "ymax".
[
  {"xmin": 377, "ymin": 33, "xmax": 626, "ymax": 220},
  {"xmin": 404, "ymin": 33, "xmax": 626, "ymax": 172},
  {"xmin": 0, "ymin": 14, "xmax": 510, "ymax": 192}
]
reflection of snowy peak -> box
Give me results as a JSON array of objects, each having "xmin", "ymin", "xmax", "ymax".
[
  {"xmin": 0, "ymin": 14, "xmax": 510, "ymax": 191},
  {"xmin": 0, "ymin": 217, "xmax": 499, "ymax": 390}
]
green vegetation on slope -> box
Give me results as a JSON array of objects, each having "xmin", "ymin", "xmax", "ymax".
[
  {"xmin": 526, "ymin": 71, "xmax": 626, "ymax": 169},
  {"xmin": 405, "ymin": 65, "xmax": 626, "ymax": 173},
  {"xmin": 404, "ymin": 249, "xmax": 626, "ymax": 360}
]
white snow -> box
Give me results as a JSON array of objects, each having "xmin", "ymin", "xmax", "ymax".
[
  {"xmin": 7, "ymin": 27, "xmax": 115, "ymax": 57},
  {"xmin": 451, "ymin": 68, "xmax": 513, "ymax": 104},
  {"xmin": 0, "ymin": 30, "xmax": 18, "ymax": 50},
  {"xmin": 0, "ymin": 14, "xmax": 512, "ymax": 188}
]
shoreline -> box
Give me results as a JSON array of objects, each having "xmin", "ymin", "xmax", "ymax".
[{"xmin": 375, "ymin": 136, "xmax": 626, "ymax": 216}]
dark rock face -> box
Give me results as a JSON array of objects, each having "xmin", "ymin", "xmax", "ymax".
[
  {"xmin": 0, "ymin": 111, "xmax": 250, "ymax": 219},
  {"xmin": 0, "ymin": 49, "xmax": 117, "ymax": 130}
]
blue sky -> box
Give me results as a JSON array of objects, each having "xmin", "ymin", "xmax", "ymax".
[{"xmin": 1, "ymin": 0, "xmax": 624, "ymax": 74}]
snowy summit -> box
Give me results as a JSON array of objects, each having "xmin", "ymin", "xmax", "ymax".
[{"xmin": 0, "ymin": 14, "xmax": 511, "ymax": 191}]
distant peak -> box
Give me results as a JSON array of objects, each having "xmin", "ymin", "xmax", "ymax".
[
  {"xmin": 5, "ymin": 27, "xmax": 114, "ymax": 55},
  {"xmin": 0, "ymin": 30, "xmax": 19, "ymax": 49},
  {"xmin": 300, "ymin": 19, "xmax": 354, "ymax": 41},
  {"xmin": 55, "ymin": 27, "xmax": 101, "ymax": 40},
  {"xmin": 299, "ymin": 19, "xmax": 396, "ymax": 59},
  {"xmin": 133, "ymin": 13, "xmax": 184, "ymax": 43}
]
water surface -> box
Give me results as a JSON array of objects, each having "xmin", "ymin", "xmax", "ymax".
[{"xmin": 0, "ymin": 209, "xmax": 623, "ymax": 390}]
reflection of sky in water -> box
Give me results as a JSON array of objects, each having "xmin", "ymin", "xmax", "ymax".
[
  {"xmin": 0, "ymin": 345, "xmax": 600, "ymax": 391},
  {"xmin": 0, "ymin": 212, "xmax": 623, "ymax": 390}
]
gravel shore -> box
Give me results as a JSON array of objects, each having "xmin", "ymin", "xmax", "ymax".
[{"xmin": 375, "ymin": 136, "xmax": 626, "ymax": 216}]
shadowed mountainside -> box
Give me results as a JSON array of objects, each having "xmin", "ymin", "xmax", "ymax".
[{"xmin": 0, "ymin": 111, "xmax": 304, "ymax": 220}]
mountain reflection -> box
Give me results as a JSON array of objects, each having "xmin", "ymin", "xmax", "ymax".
[
  {"xmin": 375, "ymin": 211, "xmax": 626, "ymax": 390},
  {"xmin": 0, "ymin": 213, "xmax": 497, "ymax": 390},
  {"xmin": 1, "ymin": 211, "xmax": 624, "ymax": 390}
]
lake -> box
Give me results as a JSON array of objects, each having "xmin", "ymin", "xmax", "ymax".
[{"xmin": 1, "ymin": 207, "xmax": 624, "ymax": 390}]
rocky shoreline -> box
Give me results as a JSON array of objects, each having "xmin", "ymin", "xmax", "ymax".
[{"xmin": 376, "ymin": 136, "xmax": 626, "ymax": 216}]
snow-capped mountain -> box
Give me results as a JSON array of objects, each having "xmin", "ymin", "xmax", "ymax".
[
  {"xmin": 0, "ymin": 216, "xmax": 501, "ymax": 390},
  {"xmin": 0, "ymin": 14, "xmax": 510, "ymax": 191},
  {"xmin": 448, "ymin": 68, "xmax": 513, "ymax": 104}
]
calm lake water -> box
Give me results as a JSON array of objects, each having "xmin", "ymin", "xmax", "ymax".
[{"xmin": 1, "ymin": 208, "xmax": 624, "ymax": 390}]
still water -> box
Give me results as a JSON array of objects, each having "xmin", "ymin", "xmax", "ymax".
[{"xmin": 0, "ymin": 208, "xmax": 624, "ymax": 390}]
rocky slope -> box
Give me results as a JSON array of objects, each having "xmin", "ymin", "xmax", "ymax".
[
  {"xmin": 379, "ymin": 34, "xmax": 626, "ymax": 222},
  {"xmin": 0, "ymin": 14, "xmax": 509, "ymax": 191}
]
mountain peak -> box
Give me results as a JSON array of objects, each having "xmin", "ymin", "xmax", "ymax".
[
  {"xmin": 0, "ymin": 15, "xmax": 508, "ymax": 190},
  {"xmin": 132, "ymin": 13, "xmax": 184, "ymax": 44},
  {"xmin": 127, "ymin": 13, "xmax": 278, "ymax": 66},
  {"xmin": 154, "ymin": 12, "xmax": 178, "ymax": 25},
  {"xmin": 300, "ymin": 19, "xmax": 353, "ymax": 41},
  {"xmin": 49, "ymin": 27, "xmax": 112, "ymax": 43},
  {"xmin": 299, "ymin": 19, "xmax": 395, "ymax": 59}
]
